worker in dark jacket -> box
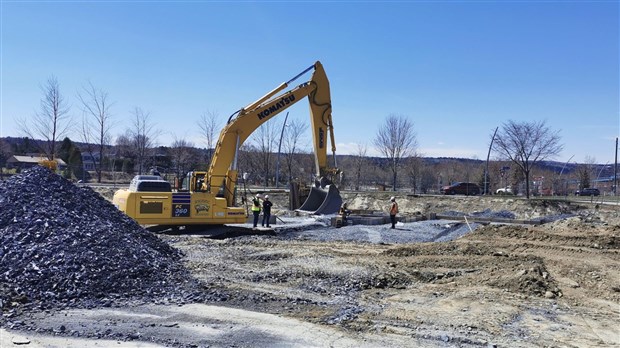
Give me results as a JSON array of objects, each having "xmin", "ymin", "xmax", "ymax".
[
  {"xmin": 262, "ymin": 195, "xmax": 273, "ymax": 228},
  {"xmin": 251, "ymin": 194, "xmax": 261, "ymax": 228},
  {"xmin": 339, "ymin": 202, "xmax": 350, "ymax": 226}
]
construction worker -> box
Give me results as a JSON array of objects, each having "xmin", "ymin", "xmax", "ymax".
[
  {"xmin": 251, "ymin": 194, "xmax": 261, "ymax": 228},
  {"xmin": 339, "ymin": 202, "xmax": 350, "ymax": 226},
  {"xmin": 389, "ymin": 196, "xmax": 398, "ymax": 229},
  {"xmin": 200, "ymin": 176, "xmax": 208, "ymax": 191},
  {"xmin": 262, "ymin": 195, "xmax": 273, "ymax": 228}
]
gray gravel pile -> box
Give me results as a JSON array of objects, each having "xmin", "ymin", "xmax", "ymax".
[
  {"xmin": 539, "ymin": 213, "xmax": 577, "ymax": 223},
  {"xmin": 441, "ymin": 209, "xmax": 516, "ymax": 219},
  {"xmin": 277, "ymin": 218, "xmax": 480, "ymax": 244},
  {"xmin": 470, "ymin": 208, "xmax": 516, "ymax": 219},
  {"xmin": 0, "ymin": 166, "xmax": 213, "ymax": 321}
]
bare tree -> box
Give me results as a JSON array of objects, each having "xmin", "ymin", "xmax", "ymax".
[
  {"xmin": 281, "ymin": 118, "xmax": 308, "ymax": 184},
  {"xmin": 353, "ymin": 143, "xmax": 368, "ymax": 190},
  {"xmin": 373, "ymin": 114, "xmax": 417, "ymax": 191},
  {"xmin": 493, "ymin": 120, "xmax": 563, "ymax": 198},
  {"xmin": 114, "ymin": 131, "xmax": 135, "ymax": 173},
  {"xmin": 18, "ymin": 76, "xmax": 72, "ymax": 160},
  {"xmin": 0, "ymin": 138, "xmax": 11, "ymax": 179},
  {"xmin": 436, "ymin": 159, "xmax": 466, "ymax": 188},
  {"xmin": 404, "ymin": 154, "xmax": 424, "ymax": 194},
  {"xmin": 169, "ymin": 136, "xmax": 196, "ymax": 180},
  {"xmin": 251, "ymin": 122, "xmax": 278, "ymax": 187},
  {"xmin": 130, "ymin": 108, "xmax": 159, "ymax": 175},
  {"xmin": 419, "ymin": 165, "xmax": 437, "ymax": 194},
  {"xmin": 77, "ymin": 81, "xmax": 114, "ymax": 183},
  {"xmin": 114, "ymin": 131, "xmax": 134, "ymax": 158},
  {"xmin": 237, "ymin": 143, "xmax": 262, "ymax": 186},
  {"xmin": 576, "ymin": 156, "xmax": 596, "ymax": 190},
  {"xmin": 198, "ymin": 110, "xmax": 221, "ymax": 165},
  {"xmin": 0, "ymin": 138, "xmax": 10, "ymax": 162}
]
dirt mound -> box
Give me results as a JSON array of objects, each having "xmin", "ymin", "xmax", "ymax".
[
  {"xmin": 0, "ymin": 167, "xmax": 212, "ymax": 321},
  {"xmin": 381, "ymin": 237, "xmax": 560, "ymax": 297}
]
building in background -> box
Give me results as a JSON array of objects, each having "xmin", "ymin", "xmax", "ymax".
[{"xmin": 7, "ymin": 155, "xmax": 67, "ymax": 171}]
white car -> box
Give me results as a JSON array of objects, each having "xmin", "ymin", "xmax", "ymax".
[{"xmin": 496, "ymin": 186, "xmax": 513, "ymax": 195}]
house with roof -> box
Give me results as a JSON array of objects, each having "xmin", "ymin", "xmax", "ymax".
[
  {"xmin": 81, "ymin": 152, "xmax": 101, "ymax": 171},
  {"xmin": 7, "ymin": 155, "xmax": 67, "ymax": 171}
]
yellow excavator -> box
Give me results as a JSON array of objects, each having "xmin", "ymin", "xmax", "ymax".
[{"xmin": 113, "ymin": 61, "xmax": 342, "ymax": 228}]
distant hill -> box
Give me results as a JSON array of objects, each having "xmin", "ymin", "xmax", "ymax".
[{"xmin": 2, "ymin": 136, "xmax": 616, "ymax": 178}]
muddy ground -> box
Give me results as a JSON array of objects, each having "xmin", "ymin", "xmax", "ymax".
[{"xmin": 2, "ymin": 191, "xmax": 619, "ymax": 347}]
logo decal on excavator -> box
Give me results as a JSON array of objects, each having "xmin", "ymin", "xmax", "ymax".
[
  {"xmin": 195, "ymin": 203, "xmax": 209, "ymax": 214},
  {"xmin": 257, "ymin": 95, "xmax": 296, "ymax": 120}
]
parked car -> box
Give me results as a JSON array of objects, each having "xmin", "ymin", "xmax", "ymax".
[
  {"xmin": 441, "ymin": 182, "xmax": 481, "ymax": 195},
  {"xmin": 575, "ymin": 188, "xmax": 600, "ymax": 196},
  {"xmin": 496, "ymin": 186, "xmax": 513, "ymax": 195}
]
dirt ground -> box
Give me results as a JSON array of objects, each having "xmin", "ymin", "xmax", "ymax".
[{"xmin": 2, "ymin": 192, "xmax": 619, "ymax": 347}]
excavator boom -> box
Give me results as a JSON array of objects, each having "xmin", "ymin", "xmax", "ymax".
[{"xmin": 207, "ymin": 61, "xmax": 341, "ymax": 213}]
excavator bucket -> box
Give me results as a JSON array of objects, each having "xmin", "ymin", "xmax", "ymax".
[{"xmin": 297, "ymin": 183, "xmax": 342, "ymax": 215}]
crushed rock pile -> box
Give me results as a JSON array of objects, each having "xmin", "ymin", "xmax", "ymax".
[
  {"xmin": 439, "ymin": 209, "xmax": 516, "ymax": 219},
  {"xmin": 0, "ymin": 166, "xmax": 215, "ymax": 321}
]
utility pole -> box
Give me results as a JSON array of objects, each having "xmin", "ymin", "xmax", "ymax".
[
  {"xmin": 615, "ymin": 137, "xmax": 618, "ymax": 196},
  {"xmin": 484, "ymin": 127, "xmax": 498, "ymax": 195}
]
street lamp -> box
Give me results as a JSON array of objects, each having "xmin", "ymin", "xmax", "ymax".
[
  {"xmin": 557, "ymin": 155, "xmax": 574, "ymax": 196},
  {"xmin": 275, "ymin": 112, "xmax": 289, "ymax": 188},
  {"xmin": 595, "ymin": 162, "xmax": 610, "ymax": 188}
]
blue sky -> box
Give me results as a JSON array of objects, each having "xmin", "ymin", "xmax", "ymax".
[{"xmin": 1, "ymin": 1, "xmax": 618, "ymax": 164}]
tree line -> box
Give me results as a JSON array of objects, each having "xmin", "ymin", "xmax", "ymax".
[{"xmin": 7, "ymin": 75, "xmax": 592, "ymax": 198}]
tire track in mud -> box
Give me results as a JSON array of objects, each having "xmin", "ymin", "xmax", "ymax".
[{"xmin": 510, "ymin": 243, "xmax": 620, "ymax": 259}]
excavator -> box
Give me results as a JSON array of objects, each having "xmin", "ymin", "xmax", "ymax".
[{"xmin": 113, "ymin": 61, "xmax": 342, "ymax": 229}]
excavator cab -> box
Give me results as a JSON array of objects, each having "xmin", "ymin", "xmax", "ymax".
[{"xmin": 179, "ymin": 171, "xmax": 209, "ymax": 193}]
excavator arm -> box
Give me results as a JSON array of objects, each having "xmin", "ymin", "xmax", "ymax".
[{"xmin": 207, "ymin": 61, "xmax": 338, "ymax": 208}]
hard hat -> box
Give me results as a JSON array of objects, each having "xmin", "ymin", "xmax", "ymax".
[
  {"xmin": 390, "ymin": 196, "xmax": 395, "ymax": 202},
  {"xmin": 264, "ymin": 195, "xmax": 269, "ymax": 199},
  {"xmin": 256, "ymin": 194, "xmax": 261, "ymax": 198}
]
